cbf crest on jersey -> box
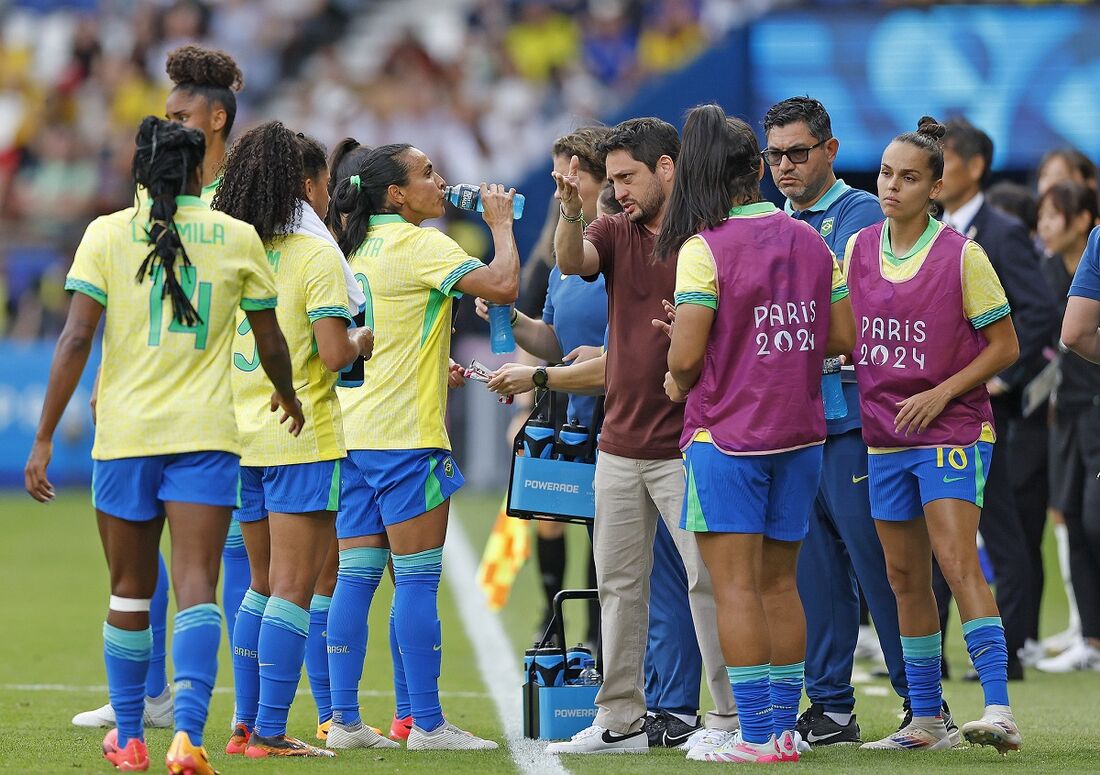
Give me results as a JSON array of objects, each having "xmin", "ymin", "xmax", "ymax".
[{"xmin": 820, "ymin": 217, "xmax": 835, "ymax": 237}]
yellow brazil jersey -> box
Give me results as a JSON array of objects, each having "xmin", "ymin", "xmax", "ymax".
[
  {"xmin": 65, "ymin": 196, "xmax": 277, "ymax": 460},
  {"xmin": 842, "ymin": 217, "xmax": 1010, "ymax": 452},
  {"xmin": 231, "ymin": 233, "xmax": 350, "ymax": 467},
  {"xmin": 339, "ymin": 214, "xmax": 483, "ymax": 451}
]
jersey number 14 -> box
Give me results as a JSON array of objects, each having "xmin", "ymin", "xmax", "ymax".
[{"xmin": 147, "ymin": 265, "xmax": 212, "ymax": 350}]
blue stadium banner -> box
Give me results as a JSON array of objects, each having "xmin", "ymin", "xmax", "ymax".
[
  {"xmin": 0, "ymin": 341, "xmax": 98, "ymax": 487},
  {"xmin": 751, "ymin": 6, "xmax": 1100, "ymax": 170}
]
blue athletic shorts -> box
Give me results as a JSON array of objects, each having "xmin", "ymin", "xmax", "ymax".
[
  {"xmin": 680, "ymin": 441, "xmax": 823, "ymax": 542},
  {"xmin": 234, "ymin": 459, "xmax": 342, "ymax": 522},
  {"xmin": 92, "ymin": 451, "xmax": 240, "ymax": 522},
  {"xmin": 868, "ymin": 441, "xmax": 993, "ymax": 521},
  {"xmin": 337, "ymin": 449, "xmax": 464, "ymax": 539}
]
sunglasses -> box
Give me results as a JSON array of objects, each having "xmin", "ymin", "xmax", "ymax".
[{"xmin": 761, "ymin": 139, "xmax": 830, "ymax": 167}]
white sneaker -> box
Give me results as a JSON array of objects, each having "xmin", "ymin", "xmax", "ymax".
[
  {"xmin": 545, "ymin": 724, "xmax": 648, "ymax": 754},
  {"xmin": 1036, "ymin": 640, "xmax": 1100, "ymax": 673},
  {"xmin": 407, "ymin": 720, "xmax": 498, "ymax": 750},
  {"xmin": 961, "ymin": 706, "xmax": 1022, "ymax": 754},
  {"xmin": 702, "ymin": 730, "xmax": 779, "ymax": 763},
  {"xmin": 1018, "ymin": 638, "xmax": 1045, "ymax": 668},
  {"xmin": 683, "ymin": 727, "xmax": 735, "ymax": 760},
  {"xmin": 1041, "ymin": 626, "xmax": 1081, "ymax": 655},
  {"xmin": 854, "ymin": 625, "xmax": 884, "ymax": 661},
  {"xmin": 326, "ymin": 721, "xmax": 400, "ymax": 750},
  {"xmin": 860, "ymin": 718, "xmax": 952, "ymax": 750},
  {"xmin": 71, "ymin": 689, "xmax": 173, "ymax": 729}
]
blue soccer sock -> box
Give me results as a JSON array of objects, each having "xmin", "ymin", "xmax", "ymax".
[
  {"xmin": 222, "ymin": 520, "xmax": 251, "ymax": 639},
  {"xmin": 145, "ymin": 553, "xmax": 169, "ymax": 699},
  {"xmin": 390, "ymin": 602, "xmax": 411, "ymax": 719},
  {"xmin": 104, "ymin": 623, "xmax": 152, "ymax": 748},
  {"xmin": 962, "ymin": 616, "xmax": 1010, "ymax": 708},
  {"xmin": 231, "ymin": 589, "xmax": 268, "ymax": 728},
  {"xmin": 770, "ymin": 661, "xmax": 804, "ymax": 737},
  {"xmin": 172, "ymin": 603, "xmax": 221, "ymax": 747},
  {"xmin": 255, "ymin": 597, "xmax": 309, "ymax": 738},
  {"xmin": 328, "ymin": 547, "xmax": 388, "ymax": 727},
  {"xmin": 901, "ymin": 632, "xmax": 943, "ymax": 719},
  {"xmin": 393, "ymin": 547, "xmax": 445, "ymax": 733},
  {"xmin": 727, "ymin": 664, "xmax": 772, "ymax": 744},
  {"xmin": 306, "ymin": 594, "xmax": 333, "ymax": 724}
]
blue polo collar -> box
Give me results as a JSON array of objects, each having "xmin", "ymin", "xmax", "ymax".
[{"xmin": 784, "ymin": 178, "xmax": 850, "ymax": 215}]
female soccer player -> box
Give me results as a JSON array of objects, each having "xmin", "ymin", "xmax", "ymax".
[
  {"xmin": 325, "ymin": 144, "xmax": 519, "ymax": 750},
  {"xmin": 845, "ymin": 118, "xmax": 1022, "ymax": 752},
  {"xmin": 26, "ymin": 116, "xmax": 301, "ymax": 774},
  {"xmin": 212, "ymin": 122, "xmax": 380, "ymax": 757},
  {"xmin": 658, "ymin": 104, "xmax": 854, "ymax": 763},
  {"xmin": 73, "ymin": 43, "xmax": 250, "ymax": 733}
]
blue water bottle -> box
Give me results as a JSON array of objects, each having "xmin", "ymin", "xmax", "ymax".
[
  {"xmin": 822, "ymin": 357, "xmax": 847, "ymax": 420},
  {"xmin": 445, "ymin": 183, "xmax": 525, "ymax": 220},
  {"xmin": 337, "ymin": 307, "xmax": 367, "ymax": 388},
  {"xmin": 488, "ymin": 303, "xmax": 515, "ymax": 354},
  {"xmin": 556, "ymin": 421, "xmax": 591, "ymax": 462},
  {"xmin": 523, "ymin": 418, "xmax": 556, "ymax": 459}
]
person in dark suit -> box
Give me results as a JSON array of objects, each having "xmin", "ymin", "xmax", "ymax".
[{"xmin": 932, "ymin": 118, "xmax": 1058, "ymax": 681}]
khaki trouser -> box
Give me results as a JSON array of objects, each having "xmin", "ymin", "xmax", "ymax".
[{"xmin": 592, "ymin": 451, "xmax": 738, "ymax": 734}]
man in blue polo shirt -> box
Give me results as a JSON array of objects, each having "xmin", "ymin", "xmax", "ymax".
[{"xmin": 763, "ymin": 96, "xmax": 958, "ymax": 746}]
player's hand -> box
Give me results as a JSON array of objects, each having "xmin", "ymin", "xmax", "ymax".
[
  {"xmin": 270, "ymin": 391, "xmax": 305, "ymax": 437},
  {"xmin": 474, "ymin": 297, "xmax": 513, "ymax": 325},
  {"xmin": 563, "ymin": 345, "xmax": 602, "ymax": 364},
  {"xmin": 552, "ymin": 155, "xmax": 582, "ymax": 218},
  {"xmin": 353, "ymin": 326, "xmax": 374, "ymax": 361},
  {"xmin": 480, "ymin": 183, "xmax": 516, "ymax": 229},
  {"xmin": 894, "ymin": 386, "xmax": 951, "ymax": 436},
  {"xmin": 25, "ymin": 438, "xmax": 55, "ymax": 503},
  {"xmin": 487, "ymin": 364, "xmax": 536, "ymax": 397},
  {"xmin": 986, "ymin": 376, "xmax": 1008, "ymax": 397},
  {"xmin": 448, "ymin": 359, "xmax": 467, "ymax": 389},
  {"xmin": 651, "ymin": 298, "xmax": 676, "ymax": 339},
  {"xmin": 664, "ymin": 371, "xmax": 687, "ymax": 403}
]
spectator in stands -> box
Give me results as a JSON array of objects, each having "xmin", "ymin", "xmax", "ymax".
[{"xmin": 1037, "ymin": 148, "xmax": 1097, "ymax": 198}]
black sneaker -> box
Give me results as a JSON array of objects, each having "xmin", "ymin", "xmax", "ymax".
[
  {"xmin": 899, "ymin": 700, "xmax": 960, "ymax": 746},
  {"xmin": 794, "ymin": 703, "xmax": 861, "ymax": 746},
  {"xmin": 643, "ymin": 711, "xmax": 701, "ymax": 748}
]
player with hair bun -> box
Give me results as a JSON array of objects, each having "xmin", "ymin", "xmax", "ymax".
[
  {"xmin": 26, "ymin": 115, "xmax": 300, "ymax": 775},
  {"xmin": 845, "ymin": 117, "xmax": 1023, "ymax": 753}
]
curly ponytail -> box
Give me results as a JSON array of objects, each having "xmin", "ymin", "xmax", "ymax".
[{"xmin": 131, "ymin": 116, "xmax": 206, "ymax": 326}]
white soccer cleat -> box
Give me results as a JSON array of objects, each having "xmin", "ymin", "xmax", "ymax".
[
  {"xmin": 1040, "ymin": 626, "xmax": 1081, "ymax": 656},
  {"xmin": 860, "ymin": 719, "xmax": 953, "ymax": 750},
  {"xmin": 1035, "ymin": 639, "xmax": 1100, "ymax": 673},
  {"xmin": 961, "ymin": 706, "xmax": 1022, "ymax": 754},
  {"xmin": 683, "ymin": 727, "xmax": 736, "ymax": 759},
  {"xmin": 326, "ymin": 721, "xmax": 400, "ymax": 750},
  {"xmin": 702, "ymin": 730, "xmax": 780, "ymax": 763},
  {"xmin": 1017, "ymin": 638, "xmax": 1046, "ymax": 668},
  {"xmin": 854, "ymin": 624, "xmax": 885, "ymax": 661},
  {"xmin": 545, "ymin": 724, "xmax": 647, "ymax": 755},
  {"xmin": 407, "ymin": 720, "xmax": 498, "ymax": 750},
  {"xmin": 72, "ymin": 688, "xmax": 173, "ymax": 729}
]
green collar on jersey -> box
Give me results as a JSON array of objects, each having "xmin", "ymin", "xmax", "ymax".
[
  {"xmin": 728, "ymin": 202, "xmax": 777, "ymax": 218},
  {"xmin": 368, "ymin": 213, "xmax": 407, "ymax": 226},
  {"xmin": 882, "ymin": 216, "xmax": 940, "ymax": 264},
  {"xmin": 176, "ymin": 195, "xmax": 206, "ymax": 207}
]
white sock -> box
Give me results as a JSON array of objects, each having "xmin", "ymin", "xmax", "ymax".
[{"xmin": 824, "ymin": 712, "xmax": 852, "ymax": 726}]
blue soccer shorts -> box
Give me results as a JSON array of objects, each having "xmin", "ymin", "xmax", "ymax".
[
  {"xmin": 234, "ymin": 459, "xmax": 342, "ymax": 522},
  {"xmin": 92, "ymin": 451, "xmax": 240, "ymax": 522},
  {"xmin": 868, "ymin": 441, "xmax": 993, "ymax": 521}
]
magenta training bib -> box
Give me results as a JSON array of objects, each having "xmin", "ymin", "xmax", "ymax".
[
  {"xmin": 681, "ymin": 211, "xmax": 833, "ymax": 454},
  {"xmin": 847, "ymin": 222, "xmax": 993, "ymax": 448}
]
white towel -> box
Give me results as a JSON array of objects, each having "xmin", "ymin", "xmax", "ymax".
[{"xmin": 289, "ymin": 202, "xmax": 366, "ymax": 312}]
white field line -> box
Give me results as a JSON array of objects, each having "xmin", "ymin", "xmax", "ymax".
[{"xmin": 446, "ymin": 509, "xmax": 569, "ymax": 775}]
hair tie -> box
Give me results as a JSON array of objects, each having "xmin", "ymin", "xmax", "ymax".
[{"xmin": 349, "ymin": 175, "xmax": 361, "ymax": 191}]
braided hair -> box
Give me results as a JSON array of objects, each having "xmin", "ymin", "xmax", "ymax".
[
  {"xmin": 165, "ymin": 45, "xmax": 243, "ymax": 140},
  {"xmin": 212, "ymin": 121, "xmax": 304, "ymax": 243},
  {"xmin": 330, "ymin": 143, "xmax": 413, "ymax": 257},
  {"xmin": 131, "ymin": 116, "xmax": 206, "ymax": 326}
]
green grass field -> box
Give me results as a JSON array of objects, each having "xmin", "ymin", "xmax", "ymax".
[{"xmin": 1, "ymin": 489, "xmax": 1098, "ymax": 774}]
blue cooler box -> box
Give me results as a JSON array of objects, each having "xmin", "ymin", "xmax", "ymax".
[{"xmin": 522, "ymin": 590, "xmax": 601, "ymax": 740}]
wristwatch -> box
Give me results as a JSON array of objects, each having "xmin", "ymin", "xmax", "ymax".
[{"xmin": 532, "ymin": 367, "xmax": 549, "ymax": 389}]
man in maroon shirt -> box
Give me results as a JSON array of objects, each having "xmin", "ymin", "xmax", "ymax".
[{"xmin": 545, "ymin": 118, "xmax": 737, "ymax": 755}]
